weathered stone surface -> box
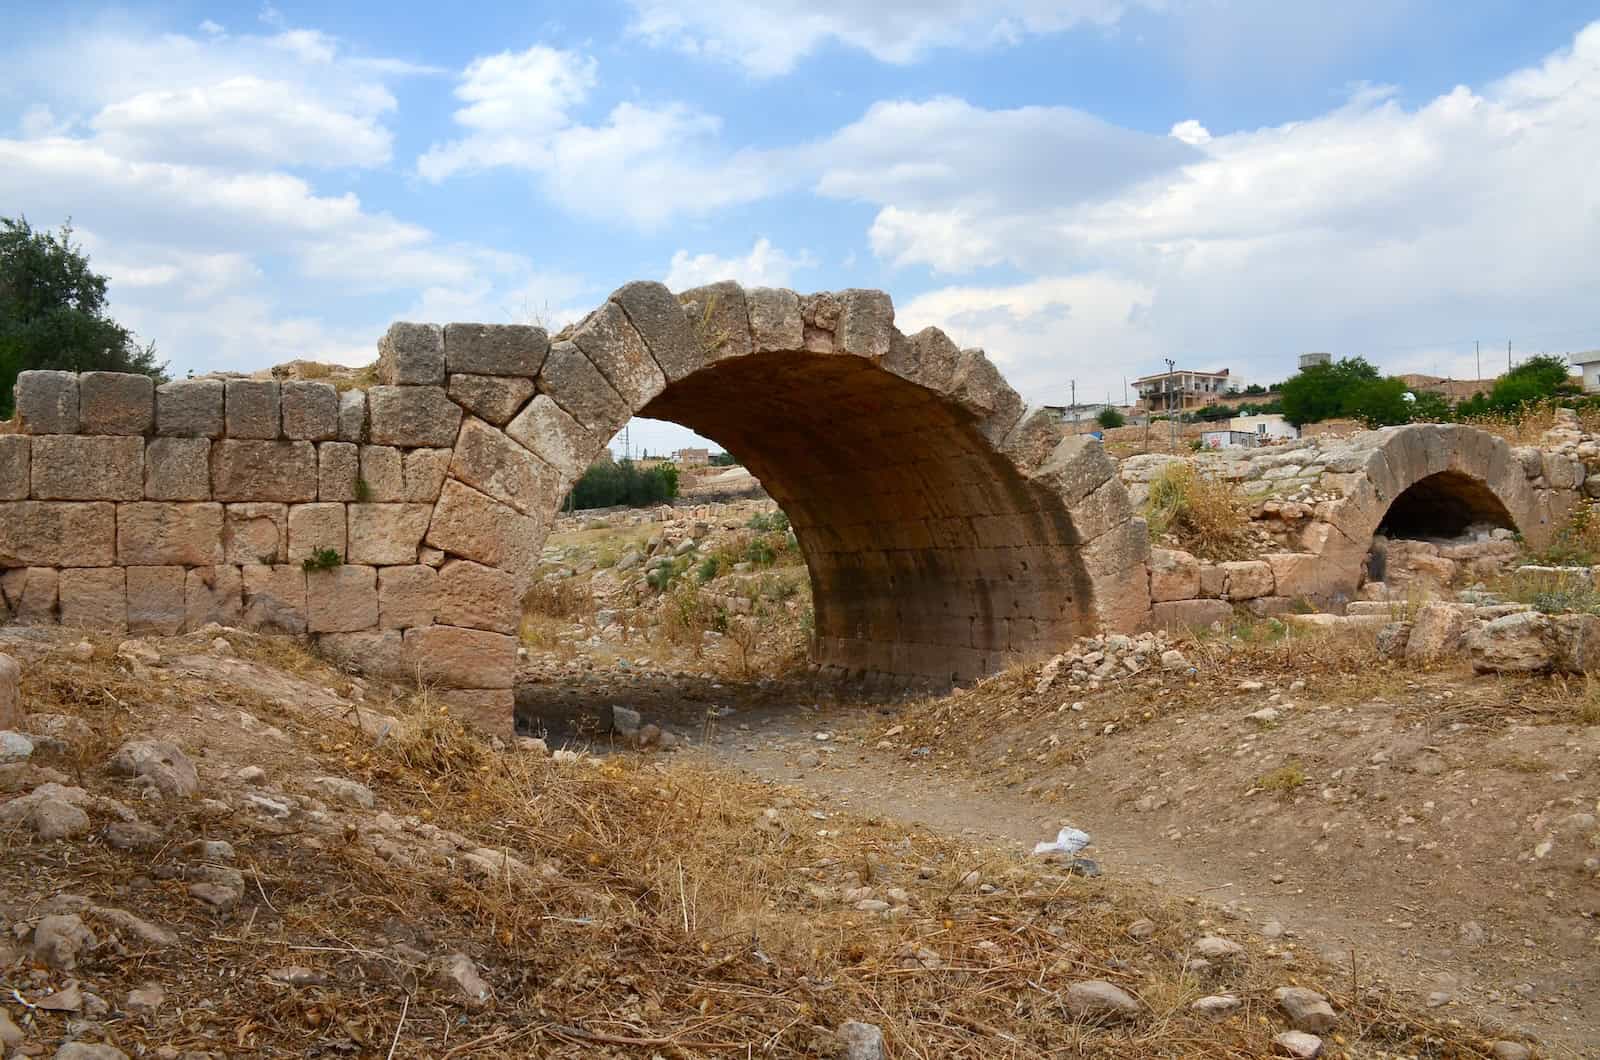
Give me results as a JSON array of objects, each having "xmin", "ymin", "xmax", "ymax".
[
  {"xmin": 403, "ymin": 625, "xmax": 515, "ymax": 688},
  {"xmin": 0, "ymin": 435, "xmax": 29, "ymax": 500},
  {"xmin": 59, "ymin": 567, "xmax": 127, "ymax": 631},
  {"xmin": 443, "ymin": 323, "xmax": 547, "ymax": 377},
  {"xmin": 157, "ymin": 378, "xmax": 225, "ymax": 437},
  {"xmin": 317, "ymin": 442, "xmax": 358, "ymax": 502},
  {"xmin": 1148, "ymin": 548, "xmax": 1200, "ymax": 603},
  {"xmin": 143, "ymin": 437, "xmax": 210, "ymax": 500},
  {"xmin": 746, "ymin": 287, "xmax": 804, "ymax": 352},
  {"xmin": 535, "ymin": 341, "xmax": 631, "ymax": 436},
  {"xmin": 281, "ymin": 381, "xmax": 339, "ymax": 440},
  {"xmin": 572, "ymin": 301, "xmax": 667, "ymax": 409},
  {"xmin": 1274, "ymin": 986, "xmax": 1337, "ymax": 1034},
  {"xmin": 435, "ymin": 687, "xmax": 515, "ymax": 731},
  {"xmin": 210, "ymin": 440, "xmax": 317, "ymax": 502},
  {"xmin": 1405, "ymin": 601, "xmax": 1473, "ymax": 662},
  {"xmin": 0, "ymin": 502, "xmax": 114, "ymax": 566},
  {"xmin": 367, "ymin": 386, "xmax": 462, "ymax": 447},
  {"xmin": 185, "ymin": 565, "xmax": 243, "ymax": 629},
  {"xmin": 833, "ymin": 289, "xmax": 894, "ymax": 360},
  {"xmin": 347, "ymin": 504, "xmax": 432, "ymax": 565},
  {"xmin": 1150, "ymin": 598, "xmax": 1232, "ymax": 632},
  {"xmin": 424, "ymin": 480, "xmax": 542, "ymax": 580},
  {"xmin": 109, "ymin": 737, "xmax": 198, "ymax": 797},
  {"xmin": 242, "ymin": 564, "xmax": 306, "ymax": 633},
  {"xmin": 1063, "ymin": 980, "xmax": 1139, "ymax": 1021},
  {"xmin": 504, "ymin": 393, "xmax": 599, "ymax": 480},
  {"xmin": 447, "ymin": 373, "xmax": 537, "ymax": 426},
  {"xmin": 287, "ymin": 503, "xmax": 346, "ymax": 562},
  {"xmin": 15, "ymin": 370, "xmax": 79, "ymax": 434},
  {"xmin": 883, "ymin": 326, "xmax": 962, "ymax": 393},
  {"xmin": 403, "ymin": 448, "xmax": 452, "ymax": 503},
  {"xmin": 611, "ymin": 280, "xmax": 700, "ymax": 381},
  {"xmin": 307, "ymin": 565, "xmax": 378, "ymax": 633},
  {"xmin": 947, "ymin": 348, "xmax": 1025, "ymax": 443},
  {"xmin": 378, "ymin": 564, "xmax": 437, "ymax": 628},
  {"xmin": 78, "ymin": 372, "xmax": 154, "ymax": 435},
  {"xmin": 117, "ymin": 502, "xmax": 224, "ymax": 565},
  {"xmin": 680, "ymin": 281, "xmax": 754, "ymax": 364},
  {"xmin": 2, "ymin": 566, "xmax": 60, "ymax": 622},
  {"xmin": 337, "ymin": 389, "xmax": 367, "ymax": 442},
  {"xmin": 0, "ymin": 653, "xmax": 18, "ymax": 731},
  {"xmin": 1220, "ymin": 560, "xmax": 1274, "ymax": 600},
  {"xmin": 435, "ymin": 559, "xmax": 519, "ymax": 634},
  {"xmin": 224, "ymin": 379, "xmax": 280, "ymax": 439},
  {"xmin": 358, "ymin": 445, "xmax": 405, "ymax": 501},
  {"xmin": 31, "ymin": 435, "xmax": 143, "ymax": 500},
  {"xmin": 224, "ymin": 502, "xmax": 286, "ymax": 564},
  {"xmin": 316, "ymin": 629, "xmax": 404, "ymax": 676},
  {"xmin": 126, "ymin": 566, "xmax": 186, "ymax": 634},
  {"xmin": 378, "ymin": 322, "xmax": 446, "ymax": 385},
  {"xmin": 449, "ymin": 417, "xmax": 561, "ymax": 517},
  {"xmin": 1467, "ymin": 612, "xmax": 1553, "ymax": 673}
]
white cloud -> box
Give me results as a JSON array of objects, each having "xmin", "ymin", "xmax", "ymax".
[
  {"xmin": 627, "ymin": 0, "xmax": 1142, "ymax": 77},
  {"xmin": 664, "ymin": 237, "xmax": 818, "ymax": 290},
  {"xmin": 1169, "ymin": 119, "xmax": 1210, "ymax": 145}
]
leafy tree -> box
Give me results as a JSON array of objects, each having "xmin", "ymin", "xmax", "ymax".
[
  {"xmin": 1279, "ymin": 356, "xmax": 1381, "ymax": 425},
  {"xmin": 1346, "ymin": 377, "xmax": 1413, "ymax": 427},
  {"xmin": 0, "ymin": 217, "xmax": 166, "ymax": 416},
  {"xmin": 1096, "ymin": 407, "xmax": 1125, "ymax": 429},
  {"xmin": 1407, "ymin": 389, "xmax": 1454, "ymax": 422},
  {"xmin": 566, "ymin": 458, "xmax": 680, "ymax": 509},
  {"xmin": 1243, "ymin": 383, "xmax": 1268, "ymax": 396},
  {"xmin": 1484, "ymin": 354, "xmax": 1577, "ymax": 411},
  {"xmin": 708, "ymin": 452, "xmax": 739, "ymax": 466}
]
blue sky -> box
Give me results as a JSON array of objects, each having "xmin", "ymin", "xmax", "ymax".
[{"xmin": 4, "ymin": 2, "xmax": 1599, "ymax": 455}]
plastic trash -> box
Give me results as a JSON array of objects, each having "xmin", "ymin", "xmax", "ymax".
[{"xmin": 1032, "ymin": 826, "xmax": 1091, "ymax": 857}]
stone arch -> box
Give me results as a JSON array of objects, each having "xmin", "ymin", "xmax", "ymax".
[{"xmin": 420, "ymin": 281, "xmax": 1151, "ymax": 701}]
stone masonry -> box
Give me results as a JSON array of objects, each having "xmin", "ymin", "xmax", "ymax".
[{"xmin": 0, "ymin": 282, "xmax": 1154, "ymax": 729}]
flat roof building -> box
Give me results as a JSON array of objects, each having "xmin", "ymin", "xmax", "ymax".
[{"xmin": 1132, "ymin": 368, "xmax": 1230, "ymax": 413}]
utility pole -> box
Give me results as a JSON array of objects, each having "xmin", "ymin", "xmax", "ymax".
[
  {"xmin": 1164, "ymin": 357, "xmax": 1177, "ymax": 451},
  {"xmin": 1475, "ymin": 340, "xmax": 1480, "ymax": 381},
  {"xmin": 1507, "ymin": 340, "xmax": 1512, "ymax": 373},
  {"xmin": 1071, "ymin": 379, "xmax": 1078, "ymax": 435}
]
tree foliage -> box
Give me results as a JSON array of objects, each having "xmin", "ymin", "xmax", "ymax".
[
  {"xmin": 0, "ymin": 217, "xmax": 166, "ymax": 416},
  {"xmin": 1095, "ymin": 407, "xmax": 1125, "ymax": 429},
  {"xmin": 567, "ymin": 458, "xmax": 680, "ymax": 510},
  {"xmin": 1278, "ymin": 357, "xmax": 1381, "ymax": 426}
]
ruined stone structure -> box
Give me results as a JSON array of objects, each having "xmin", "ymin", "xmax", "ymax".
[{"xmin": 0, "ymin": 282, "xmax": 1153, "ymax": 720}]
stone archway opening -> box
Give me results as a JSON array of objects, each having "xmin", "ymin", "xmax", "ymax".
[{"xmin": 1376, "ymin": 469, "xmax": 1517, "ymax": 540}]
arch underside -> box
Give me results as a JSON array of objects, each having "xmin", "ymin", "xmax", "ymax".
[
  {"xmin": 641, "ymin": 350, "xmax": 1096, "ymax": 683},
  {"xmin": 1377, "ymin": 469, "xmax": 1516, "ymax": 539}
]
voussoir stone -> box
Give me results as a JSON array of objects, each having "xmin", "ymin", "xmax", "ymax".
[
  {"xmin": 424, "ymin": 480, "xmax": 543, "ymax": 580},
  {"xmin": 379, "ymin": 322, "xmax": 446, "ymax": 385},
  {"xmin": 505, "ymin": 394, "xmax": 598, "ymax": 480},
  {"xmin": 447, "ymin": 374, "xmax": 537, "ymax": 426},
  {"xmin": 15, "ymin": 370, "xmax": 80, "ymax": 434},
  {"xmin": 449, "ymin": 417, "xmax": 562, "ymax": 517},
  {"xmin": 280, "ymin": 381, "xmax": 339, "ymax": 440},
  {"xmin": 747, "ymin": 287, "xmax": 804, "ymax": 352},
  {"xmin": 443, "ymin": 323, "xmax": 547, "ymax": 377},
  {"xmin": 31, "ymin": 435, "xmax": 143, "ymax": 500},
  {"xmin": 367, "ymin": 386, "xmax": 462, "ymax": 447},
  {"xmin": 157, "ymin": 378, "xmax": 225, "ymax": 437},
  {"xmin": 534, "ymin": 341, "xmax": 631, "ymax": 436},
  {"xmin": 571, "ymin": 301, "xmax": 667, "ymax": 409},
  {"xmin": 78, "ymin": 372, "xmax": 154, "ymax": 435},
  {"xmin": 610, "ymin": 280, "xmax": 700, "ymax": 381},
  {"xmin": 224, "ymin": 379, "xmax": 280, "ymax": 439}
]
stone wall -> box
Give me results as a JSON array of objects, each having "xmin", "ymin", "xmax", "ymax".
[{"xmin": 0, "ymin": 281, "xmax": 1155, "ymax": 721}]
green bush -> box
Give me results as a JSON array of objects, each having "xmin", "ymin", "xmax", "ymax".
[
  {"xmin": 695, "ymin": 556, "xmax": 720, "ymax": 582},
  {"xmin": 301, "ymin": 547, "xmax": 342, "ymax": 573},
  {"xmin": 745, "ymin": 510, "xmax": 790, "ymax": 532},
  {"xmin": 1096, "ymin": 407, "xmax": 1125, "ymax": 429},
  {"xmin": 566, "ymin": 458, "xmax": 680, "ymax": 510}
]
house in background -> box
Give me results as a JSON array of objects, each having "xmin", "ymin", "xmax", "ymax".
[
  {"xmin": 1231, "ymin": 413, "xmax": 1299, "ymax": 441},
  {"xmin": 1569, "ymin": 352, "xmax": 1600, "ymax": 393},
  {"xmin": 673, "ymin": 447, "xmax": 710, "ymax": 467},
  {"xmin": 1133, "ymin": 367, "xmax": 1231, "ymax": 413}
]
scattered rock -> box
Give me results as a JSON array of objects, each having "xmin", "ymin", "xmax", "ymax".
[
  {"xmin": 1489, "ymin": 1042, "xmax": 1531, "ymax": 1060},
  {"xmin": 236, "ymin": 765, "xmax": 266, "ymax": 782},
  {"xmin": 610, "ymin": 705, "xmax": 642, "ymax": 737},
  {"xmin": 838, "ymin": 1021, "xmax": 885, "ymax": 1060},
  {"xmin": 268, "ymin": 966, "xmax": 326, "ymax": 986},
  {"xmin": 31, "ymin": 913, "xmax": 96, "ymax": 970},
  {"xmin": 54, "ymin": 1044, "xmax": 130, "ymax": 1060},
  {"xmin": 438, "ymin": 952, "xmax": 492, "ymax": 1008},
  {"xmin": 36, "ymin": 980, "xmax": 83, "ymax": 1011},
  {"xmin": 308, "ymin": 776, "xmax": 376, "ymax": 809},
  {"xmin": 188, "ymin": 839, "xmax": 236, "ymax": 861},
  {"xmin": 1458, "ymin": 921, "xmax": 1486, "ymax": 946},
  {"xmin": 0, "ymin": 730, "xmax": 33, "ymax": 762},
  {"xmin": 1126, "ymin": 919, "xmax": 1156, "ymax": 939},
  {"xmin": 1273, "ymin": 1030, "xmax": 1323, "ymax": 1058},
  {"xmin": 1159, "ymin": 649, "xmax": 1192, "ymax": 671},
  {"xmin": 1260, "ymin": 920, "xmax": 1285, "ymax": 940},
  {"xmin": 0, "ymin": 1009, "xmax": 20, "ymax": 1047},
  {"xmin": 104, "ymin": 821, "xmax": 163, "ymax": 850},
  {"xmin": 516, "ymin": 736, "xmax": 549, "ymax": 756},
  {"xmin": 1192, "ymin": 935, "xmax": 1245, "ymax": 960},
  {"xmin": 27, "ymin": 797, "xmax": 91, "ymax": 839},
  {"xmin": 1247, "ymin": 708, "xmax": 1280, "ymax": 724},
  {"xmin": 125, "ymin": 981, "xmax": 165, "ymax": 1015},
  {"xmin": 1274, "ymin": 986, "xmax": 1337, "ymax": 1033},
  {"xmin": 0, "ymin": 652, "xmax": 20, "ymax": 730},
  {"xmin": 1063, "ymin": 980, "xmax": 1139, "ymax": 1020},
  {"xmin": 188, "ymin": 882, "xmax": 240, "ymax": 910},
  {"xmin": 90, "ymin": 907, "xmax": 178, "ymax": 948},
  {"xmin": 796, "ymin": 750, "xmax": 822, "ymax": 769},
  {"xmin": 107, "ymin": 738, "xmax": 198, "ymax": 798},
  {"xmin": 1190, "ymin": 995, "xmax": 1241, "ymax": 1016}
]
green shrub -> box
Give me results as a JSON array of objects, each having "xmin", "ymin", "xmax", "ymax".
[
  {"xmin": 696, "ymin": 556, "xmax": 720, "ymax": 582},
  {"xmin": 301, "ymin": 547, "xmax": 342, "ymax": 573},
  {"xmin": 1096, "ymin": 407, "xmax": 1125, "ymax": 429},
  {"xmin": 565, "ymin": 458, "xmax": 680, "ymax": 510},
  {"xmin": 745, "ymin": 510, "xmax": 790, "ymax": 532}
]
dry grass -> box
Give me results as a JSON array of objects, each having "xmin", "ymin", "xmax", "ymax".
[
  {"xmin": 524, "ymin": 577, "xmax": 595, "ymax": 621},
  {"xmin": 1143, "ymin": 463, "xmax": 1253, "ymax": 561}
]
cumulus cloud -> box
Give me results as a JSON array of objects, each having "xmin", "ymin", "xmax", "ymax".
[
  {"xmin": 664, "ymin": 237, "xmax": 818, "ymax": 290},
  {"xmin": 626, "ymin": 0, "xmax": 1142, "ymax": 77}
]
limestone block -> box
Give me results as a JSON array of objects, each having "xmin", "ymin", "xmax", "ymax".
[
  {"xmin": 424, "ymin": 480, "xmax": 542, "ymax": 580},
  {"xmin": 317, "ymin": 442, "xmax": 358, "ymax": 502},
  {"xmin": 1033, "ymin": 435, "xmax": 1116, "ymax": 508},
  {"xmin": 1000, "ymin": 408, "xmax": 1064, "ymax": 472},
  {"xmin": 746, "ymin": 287, "xmax": 804, "ymax": 352},
  {"xmin": 947, "ymin": 348, "xmax": 1025, "ymax": 444},
  {"xmin": 307, "ymin": 564, "xmax": 378, "ymax": 633},
  {"xmin": 571, "ymin": 301, "xmax": 667, "ymax": 408},
  {"xmin": 402, "ymin": 625, "xmax": 515, "ymax": 689},
  {"xmin": 0, "ymin": 653, "xmax": 18, "ymax": 730},
  {"xmin": 0, "ymin": 436, "xmax": 30, "ymax": 499},
  {"xmin": 448, "ymin": 416, "xmax": 561, "ymax": 517},
  {"xmin": 1467, "ymin": 612, "xmax": 1554, "ymax": 673},
  {"xmin": 1220, "ymin": 560, "xmax": 1274, "ymax": 600},
  {"xmin": 1542, "ymin": 452, "xmax": 1582, "ymax": 491},
  {"xmin": 78, "ymin": 372, "xmax": 154, "ymax": 435},
  {"xmin": 287, "ymin": 503, "xmax": 346, "ymax": 561},
  {"xmin": 443, "ymin": 323, "xmax": 547, "ymax": 377},
  {"xmin": 378, "ymin": 322, "xmax": 445, "ymax": 385},
  {"xmin": 1198, "ymin": 563, "xmax": 1226, "ymax": 598},
  {"xmin": 447, "ymin": 374, "xmax": 536, "ymax": 426},
  {"xmin": 31, "ymin": 436, "xmax": 143, "ymax": 500},
  {"xmin": 315, "ymin": 629, "xmax": 404, "ymax": 677},
  {"xmin": 435, "ymin": 559, "xmax": 519, "ymax": 634},
  {"xmin": 1150, "ymin": 598, "xmax": 1232, "ymax": 632},
  {"xmin": 242, "ymin": 564, "xmax": 307, "ymax": 634},
  {"xmin": 185, "ymin": 566, "xmax": 243, "ymax": 629},
  {"xmin": 59, "ymin": 567, "xmax": 126, "ymax": 631},
  {"xmin": 378, "ymin": 564, "xmax": 437, "ymax": 629},
  {"xmin": 281, "ymin": 381, "xmax": 339, "ymax": 441},
  {"xmin": 534, "ymin": 342, "xmax": 630, "ymax": 436},
  {"xmin": 1406, "ymin": 602, "xmax": 1473, "ymax": 662},
  {"xmin": 403, "ymin": 448, "xmax": 451, "ymax": 503},
  {"xmin": 337, "ymin": 389, "xmax": 368, "ymax": 442},
  {"xmin": 367, "ymin": 386, "xmax": 462, "ymax": 447},
  {"xmin": 347, "ymin": 504, "xmax": 431, "ymax": 565},
  {"xmin": 505, "ymin": 394, "xmax": 598, "ymax": 480},
  {"xmin": 357, "ymin": 445, "xmax": 404, "ymax": 501},
  {"xmin": 126, "ymin": 566, "xmax": 186, "ymax": 635},
  {"xmin": 833, "ymin": 289, "xmax": 894, "ymax": 360},
  {"xmin": 224, "ymin": 503, "xmax": 287, "ymax": 565},
  {"xmin": 435, "ymin": 688, "xmax": 515, "ymax": 734},
  {"xmin": 143, "ymin": 437, "xmax": 211, "ymax": 500},
  {"xmin": 883, "ymin": 326, "xmax": 961, "ymax": 393},
  {"xmin": 224, "ymin": 379, "xmax": 280, "ymax": 439},
  {"xmin": 679, "ymin": 281, "xmax": 753, "ymax": 363},
  {"xmin": 210, "ymin": 440, "xmax": 318, "ymax": 502},
  {"xmin": 610, "ymin": 280, "xmax": 700, "ymax": 382},
  {"xmin": 1072, "ymin": 477, "xmax": 1135, "ymax": 543},
  {"xmin": 117, "ymin": 502, "xmax": 225, "ymax": 566},
  {"xmin": 157, "ymin": 378, "xmax": 224, "ymax": 437},
  {"xmin": 1149, "ymin": 548, "xmax": 1201, "ymax": 602},
  {"xmin": 0, "ymin": 567, "xmax": 58, "ymax": 624},
  {"xmin": 0, "ymin": 502, "xmax": 115, "ymax": 566},
  {"xmin": 15, "ymin": 371, "xmax": 79, "ymax": 434},
  {"xmin": 1551, "ymin": 612, "xmax": 1600, "ymax": 672}
]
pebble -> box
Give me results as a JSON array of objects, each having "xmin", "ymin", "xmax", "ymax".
[
  {"xmin": 187, "ymin": 882, "xmax": 240, "ymax": 910},
  {"xmin": 1273, "ymin": 1030, "xmax": 1323, "ymax": 1058},
  {"xmin": 1192, "ymin": 935, "xmax": 1245, "ymax": 960},
  {"xmin": 308, "ymin": 776, "xmax": 376, "ymax": 809},
  {"xmin": 107, "ymin": 738, "xmax": 198, "ymax": 798},
  {"xmin": 37, "ymin": 981, "xmax": 83, "ymax": 1011},
  {"xmin": 1489, "ymin": 1042, "xmax": 1531, "ymax": 1060},
  {"xmin": 1064, "ymin": 980, "xmax": 1140, "ymax": 1019},
  {"xmin": 0, "ymin": 1010, "xmax": 19, "ymax": 1048},
  {"xmin": 125, "ymin": 982, "xmax": 165, "ymax": 1015},
  {"xmin": 55, "ymin": 1042, "xmax": 129, "ymax": 1059},
  {"xmin": 236, "ymin": 765, "xmax": 266, "ymax": 782},
  {"xmin": 0, "ymin": 730, "xmax": 33, "ymax": 762},
  {"xmin": 1274, "ymin": 986, "xmax": 1337, "ymax": 1033},
  {"xmin": 1247, "ymin": 708, "xmax": 1280, "ymax": 724},
  {"xmin": 838, "ymin": 1021, "xmax": 885, "ymax": 1060},
  {"xmin": 1260, "ymin": 920, "xmax": 1285, "ymax": 939},
  {"xmin": 1190, "ymin": 994, "xmax": 1241, "ymax": 1015},
  {"xmin": 437, "ymin": 952, "xmax": 492, "ymax": 1008},
  {"xmin": 31, "ymin": 913, "xmax": 95, "ymax": 971},
  {"xmin": 1126, "ymin": 918, "xmax": 1156, "ymax": 939}
]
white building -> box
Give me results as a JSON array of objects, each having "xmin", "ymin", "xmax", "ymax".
[
  {"xmin": 1570, "ymin": 351, "xmax": 1600, "ymax": 393},
  {"xmin": 1230, "ymin": 413, "xmax": 1299, "ymax": 441}
]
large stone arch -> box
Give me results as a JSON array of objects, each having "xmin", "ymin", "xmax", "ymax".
[{"xmin": 0, "ymin": 282, "xmax": 1150, "ymax": 731}]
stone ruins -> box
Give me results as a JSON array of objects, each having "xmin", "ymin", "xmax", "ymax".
[{"xmin": 0, "ymin": 279, "xmax": 1591, "ymax": 728}]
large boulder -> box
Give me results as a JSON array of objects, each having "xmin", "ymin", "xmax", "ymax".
[
  {"xmin": 1467, "ymin": 613, "xmax": 1554, "ymax": 673},
  {"xmin": 107, "ymin": 738, "xmax": 198, "ymax": 798}
]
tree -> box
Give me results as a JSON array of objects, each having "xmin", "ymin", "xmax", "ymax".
[
  {"xmin": 1407, "ymin": 389, "xmax": 1454, "ymax": 422},
  {"xmin": 1096, "ymin": 407, "xmax": 1125, "ymax": 429},
  {"xmin": 1346, "ymin": 377, "xmax": 1413, "ymax": 427},
  {"xmin": 0, "ymin": 217, "xmax": 165, "ymax": 416},
  {"xmin": 1279, "ymin": 357, "xmax": 1381, "ymax": 425},
  {"xmin": 1483, "ymin": 354, "xmax": 1577, "ymax": 412}
]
